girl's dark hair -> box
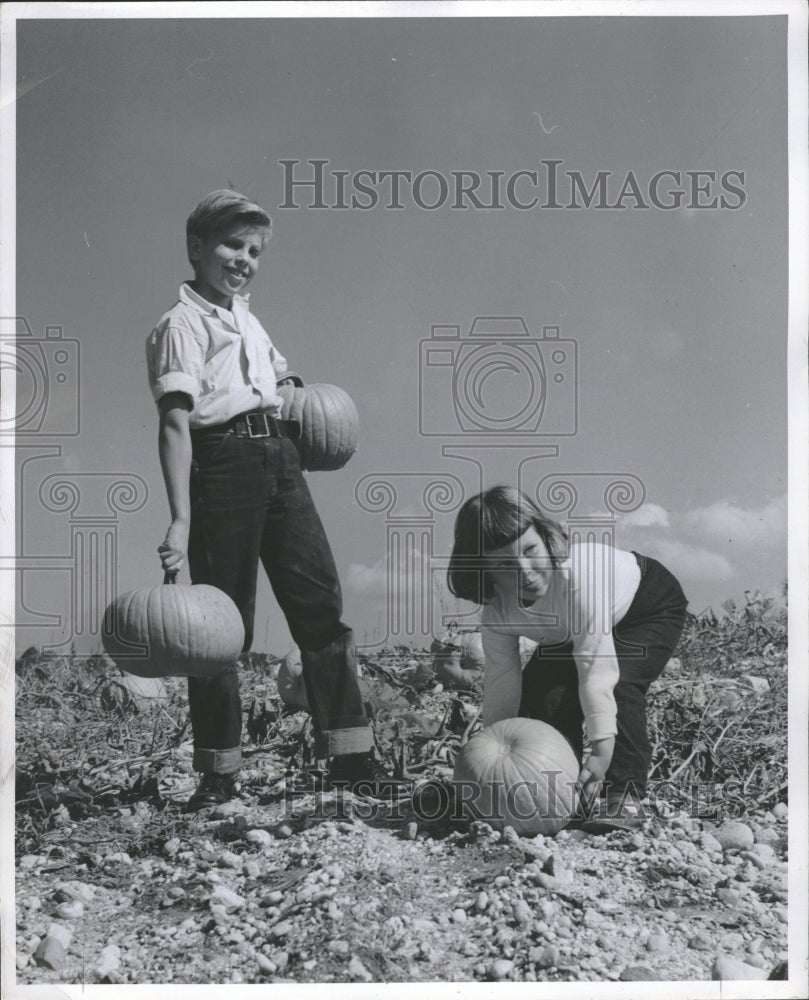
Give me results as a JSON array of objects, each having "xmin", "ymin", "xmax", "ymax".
[{"xmin": 447, "ymin": 486, "xmax": 568, "ymax": 604}]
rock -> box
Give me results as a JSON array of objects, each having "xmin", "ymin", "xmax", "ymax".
[
  {"xmin": 328, "ymin": 940, "xmax": 350, "ymax": 954},
  {"xmin": 535, "ymin": 872, "xmax": 558, "ymax": 891},
  {"xmin": 271, "ymin": 950, "xmax": 289, "ymax": 971},
  {"xmin": 713, "ymin": 821, "xmax": 755, "ymax": 851},
  {"xmin": 404, "ymin": 821, "xmax": 419, "ymax": 840},
  {"xmin": 489, "ymin": 959, "xmax": 515, "ymax": 981},
  {"xmin": 209, "ymin": 886, "xmax": 245, "ymax": 912},
  {"xmin": 700, "ymin": 833, "xmax": 723, "ymax": 854},
  {"xmin": 542, "ymin": 854, "xmax": 559, "ymax": 876},
  {"xmin": 620, "ymin": 965, "xmax": 658, "ymax": 981},
  {"xmin": 219, "ymin": 850, "xmax": 243, "ymax": 870},
  {"xmin": 451, "ymin": 908, "xmax": 467, "ymax": 923},
  {"xmin": 212, "ymin": 800, "xmax": 242, "ymax": 818},
  {"xmin": 530, "ymin": 945, "xmax": 559, "ymax": 968},
  {"xmin": 752, "ymin": 825, "xmax": 779, "ymax": 846},
  {"xmin": 646, "ymin": 933, "xmax": 668, "ymax": 952},
  {"xmin": 162, "ymin": 837, "xmax": 181, "ymax": 857},
  {"xmin": 687, "ymin": 934, "xmax": 713, "ymax": 952},
  {"xmin": 742, "ymin": 675, "xmax": 769, "ymax": 694},
  {"xmin": 772, "ymin": 802, "xmax": 788, "ymax": 821},
  {"xmin": 711, "ymin": 956, "xmax": 769, "ymax": 981},
  {"xmin": 271, "ymin": 920, "xmax": 293, "ymax": 938},
  {"xmin": 34, "ymin": 924, "xmax": 73, "ymax": 972},
  {"xmin": 94, "ymin": 944, "xmax": 121, "ymax": 982},
  {"xmin": 247, "ymin": 829, "xmax": 272, "ymax": 847},
  {"xmin": 275, "ymin": 823, "xmax": 293, "ymax": 839},
  {"xmin": 55, "ymin": 900, "xmax": 84, "ymax": 919},
  {"xmin": 55, "ymin": 881, "xmax": 96, "ymax": 903},
  {"xmin": 740, "ymin": 845, "xmax": 776, "ymax": 869},
  {"xmin": 512, "ymin": 900, "xmax": 533, "ymax": 924},
  {"xmin": 744, "ymin": 952, "xmax": 769, "ymax": 969},
  {"xmin": 716, "ymin": 888, "xmax": 741, "ymax": 906},
  {"xmin": 348, "ymin": 955, "xmax": 373, "ymax": 981},
  {"xmin": 260, "ymin": 890, "xmax": 284, "ymax": 907},
  {"xmin": 257, "ymin": 954, "xmax": 276, "ymax": 974},
  {"xmin": 475, "ymin": 891, "xmax": 489, "ymax": 911}
]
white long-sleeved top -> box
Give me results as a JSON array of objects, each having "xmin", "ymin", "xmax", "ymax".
[{"xmin": 480, "ymin": 542, "xmax": 641, "ymax": 741}]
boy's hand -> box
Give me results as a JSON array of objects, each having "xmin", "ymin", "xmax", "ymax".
[
  {"xmin": 578, "ymin": 736, "xmax": 615, "ymax": 801},
  {"xmin": 158, "ymin": 520, "xmax": 189, "ymax": 575}
]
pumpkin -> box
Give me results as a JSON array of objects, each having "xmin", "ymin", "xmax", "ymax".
[
  {"xmin": 276, "ymin": 381, "xmax": 359, "ymax": 471},
  {"xmin": 276, "ymin": 644, "xmax": 362, "ymax": 712},
  {"xmin": 102, "ymin": 581, "xmax": 244, "ymax": 679},
  {"xmin": 277, "ymin": 646, "xmax": 309, "ymax": 712},
  {"xmin": 430, "ymin": 630, "xmax": 539, "ymax": 690},
  {"xmin": 452, "ymin": 718, "xmax": 579, "ymax": 837}
]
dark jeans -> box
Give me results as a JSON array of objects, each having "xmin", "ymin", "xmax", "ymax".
[
  {"xmin": 186, "ymin": 429, "xmax": 371, "ymax": 772},
  {"xmin": 518, "ymin": 552, "xmax": 687, "ymax": 796}
]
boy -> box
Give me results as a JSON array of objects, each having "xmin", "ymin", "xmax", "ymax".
[{"xmin": 146, "ymin": 189, "xmax": 390, "ymax": 809}]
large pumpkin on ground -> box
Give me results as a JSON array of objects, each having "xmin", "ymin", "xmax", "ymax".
[
  {"xmin": 102, "ymin": 582, "xmax": 244, "ymax": 679},
  {"xmin": 277, "ymin": 381, "xmax": 359, "ymax": 471},
  {"xmin": 452, "ymin": 718, "xmax": 579, "ymax": 837}
]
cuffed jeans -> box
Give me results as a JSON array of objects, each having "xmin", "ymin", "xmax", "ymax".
[
  {"xmin": 518, "ymin": 552, "xmax": 687, "ymax": 796},
  {"xmin": 186, "ymin": 429, "xmax": 372, "ymax": 773}
]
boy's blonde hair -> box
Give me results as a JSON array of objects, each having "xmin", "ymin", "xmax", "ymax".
[{"xmin": 186, "ymin": 189, "xmax": 272, "ymax": 265}]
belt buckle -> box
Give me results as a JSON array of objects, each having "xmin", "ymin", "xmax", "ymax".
[{"xmin": 245, "ymin": 412, "xmax": 271, "ymax": 438}]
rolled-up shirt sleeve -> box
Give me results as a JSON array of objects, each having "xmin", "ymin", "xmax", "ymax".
[
  {"xmin": 480, "ymin": 614, "xmax": 524, "ymax": 726},
  {"xmin": 146, "ymin": 323, "xmax": 203, "ymax": 408},
  {"xmin": 270, "ymin": 343, "xmax": 288, "ymax": 378}
]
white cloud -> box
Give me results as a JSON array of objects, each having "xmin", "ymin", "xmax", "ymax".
[
  {"xmin": 345, "ymin": 561, "xmax": 388, "ymax": 596},
  {"xmin": 620, "ymin": 503, "xmax": 671, "ymax": 529},
  {"xmin": 643, "ymin": 538, "xmax": 734, "ymax": 582},
  {"xmin": 685, "ymin": 494, "xmax": 787, "ymax": 548}
]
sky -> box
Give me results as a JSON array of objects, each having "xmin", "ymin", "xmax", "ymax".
[{"xmin": 7, "ymin": 7, "xmax": 794, "ymax": 658}]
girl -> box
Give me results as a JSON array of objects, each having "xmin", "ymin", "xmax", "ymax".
[{"xmin": 447, "ymin": 486, "xmax": 688, "ymax": 831}]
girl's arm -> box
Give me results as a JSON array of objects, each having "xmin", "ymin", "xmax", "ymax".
[
  {"xmin": 157, "ymin": 392, "xmax": 193, "ymax": 575},
  {"xmin": 480, "ymin": 625, "xmax": 524, "ymax": 725},
  {"xmin": 568, "ymin": 543, "xmax": 622, "ymax": 794}
]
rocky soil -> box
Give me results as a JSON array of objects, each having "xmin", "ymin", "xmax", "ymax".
[
  {"xmin": 15, "ymin": 779, "xmax": 790, "ymax": 986},
  {"xmin": 13, "ymin": 603, "xmax": 794, "ymax": 989}
]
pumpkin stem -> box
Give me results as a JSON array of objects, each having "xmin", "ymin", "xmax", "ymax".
[{"xmin": 163, "ymin": 571, "xmax": 178, "ymax": 585}]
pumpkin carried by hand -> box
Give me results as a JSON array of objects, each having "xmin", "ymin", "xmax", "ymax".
[
  {"xmin": 452, "ymin": 717, "xmax": 579, "ymax": 837},
  {"xmin": 276, "ymin": 376, "xmax": 359, "ymax": 471},
  {"xmin": 102, "ymin": 578, "xmax": 244, "ymax": 679}
]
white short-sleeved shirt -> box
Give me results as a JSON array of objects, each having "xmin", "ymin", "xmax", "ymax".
[
  {"xmin": 480, "ymin": 542, "xmax": 642, "ymax": 741},
  {"xmin": 146, "ymin": 283, "xmax": 288, "ymax": 428}
]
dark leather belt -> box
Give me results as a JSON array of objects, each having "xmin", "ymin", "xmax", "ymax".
[{"xmin": 192, "ymin": 411, "xmax": 298, "ymax": 440}]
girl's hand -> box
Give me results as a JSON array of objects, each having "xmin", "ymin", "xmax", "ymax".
[
  {"xmin": 578, "ymin": 736, "xmax": 616, "ymax": 801},
  {"xmin": 158, "ymin": 520, "xmax": 189, "ymax": 576}
]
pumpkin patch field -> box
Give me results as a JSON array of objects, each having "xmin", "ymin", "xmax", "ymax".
[{"xmin": 13, "ymin": 593, "xmax": 791, "ymax": 987}]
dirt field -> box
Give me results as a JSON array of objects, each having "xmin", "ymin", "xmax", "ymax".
[{"xmin": 14, "ymin": 597, "xmax": 791, "ymax": 987}]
